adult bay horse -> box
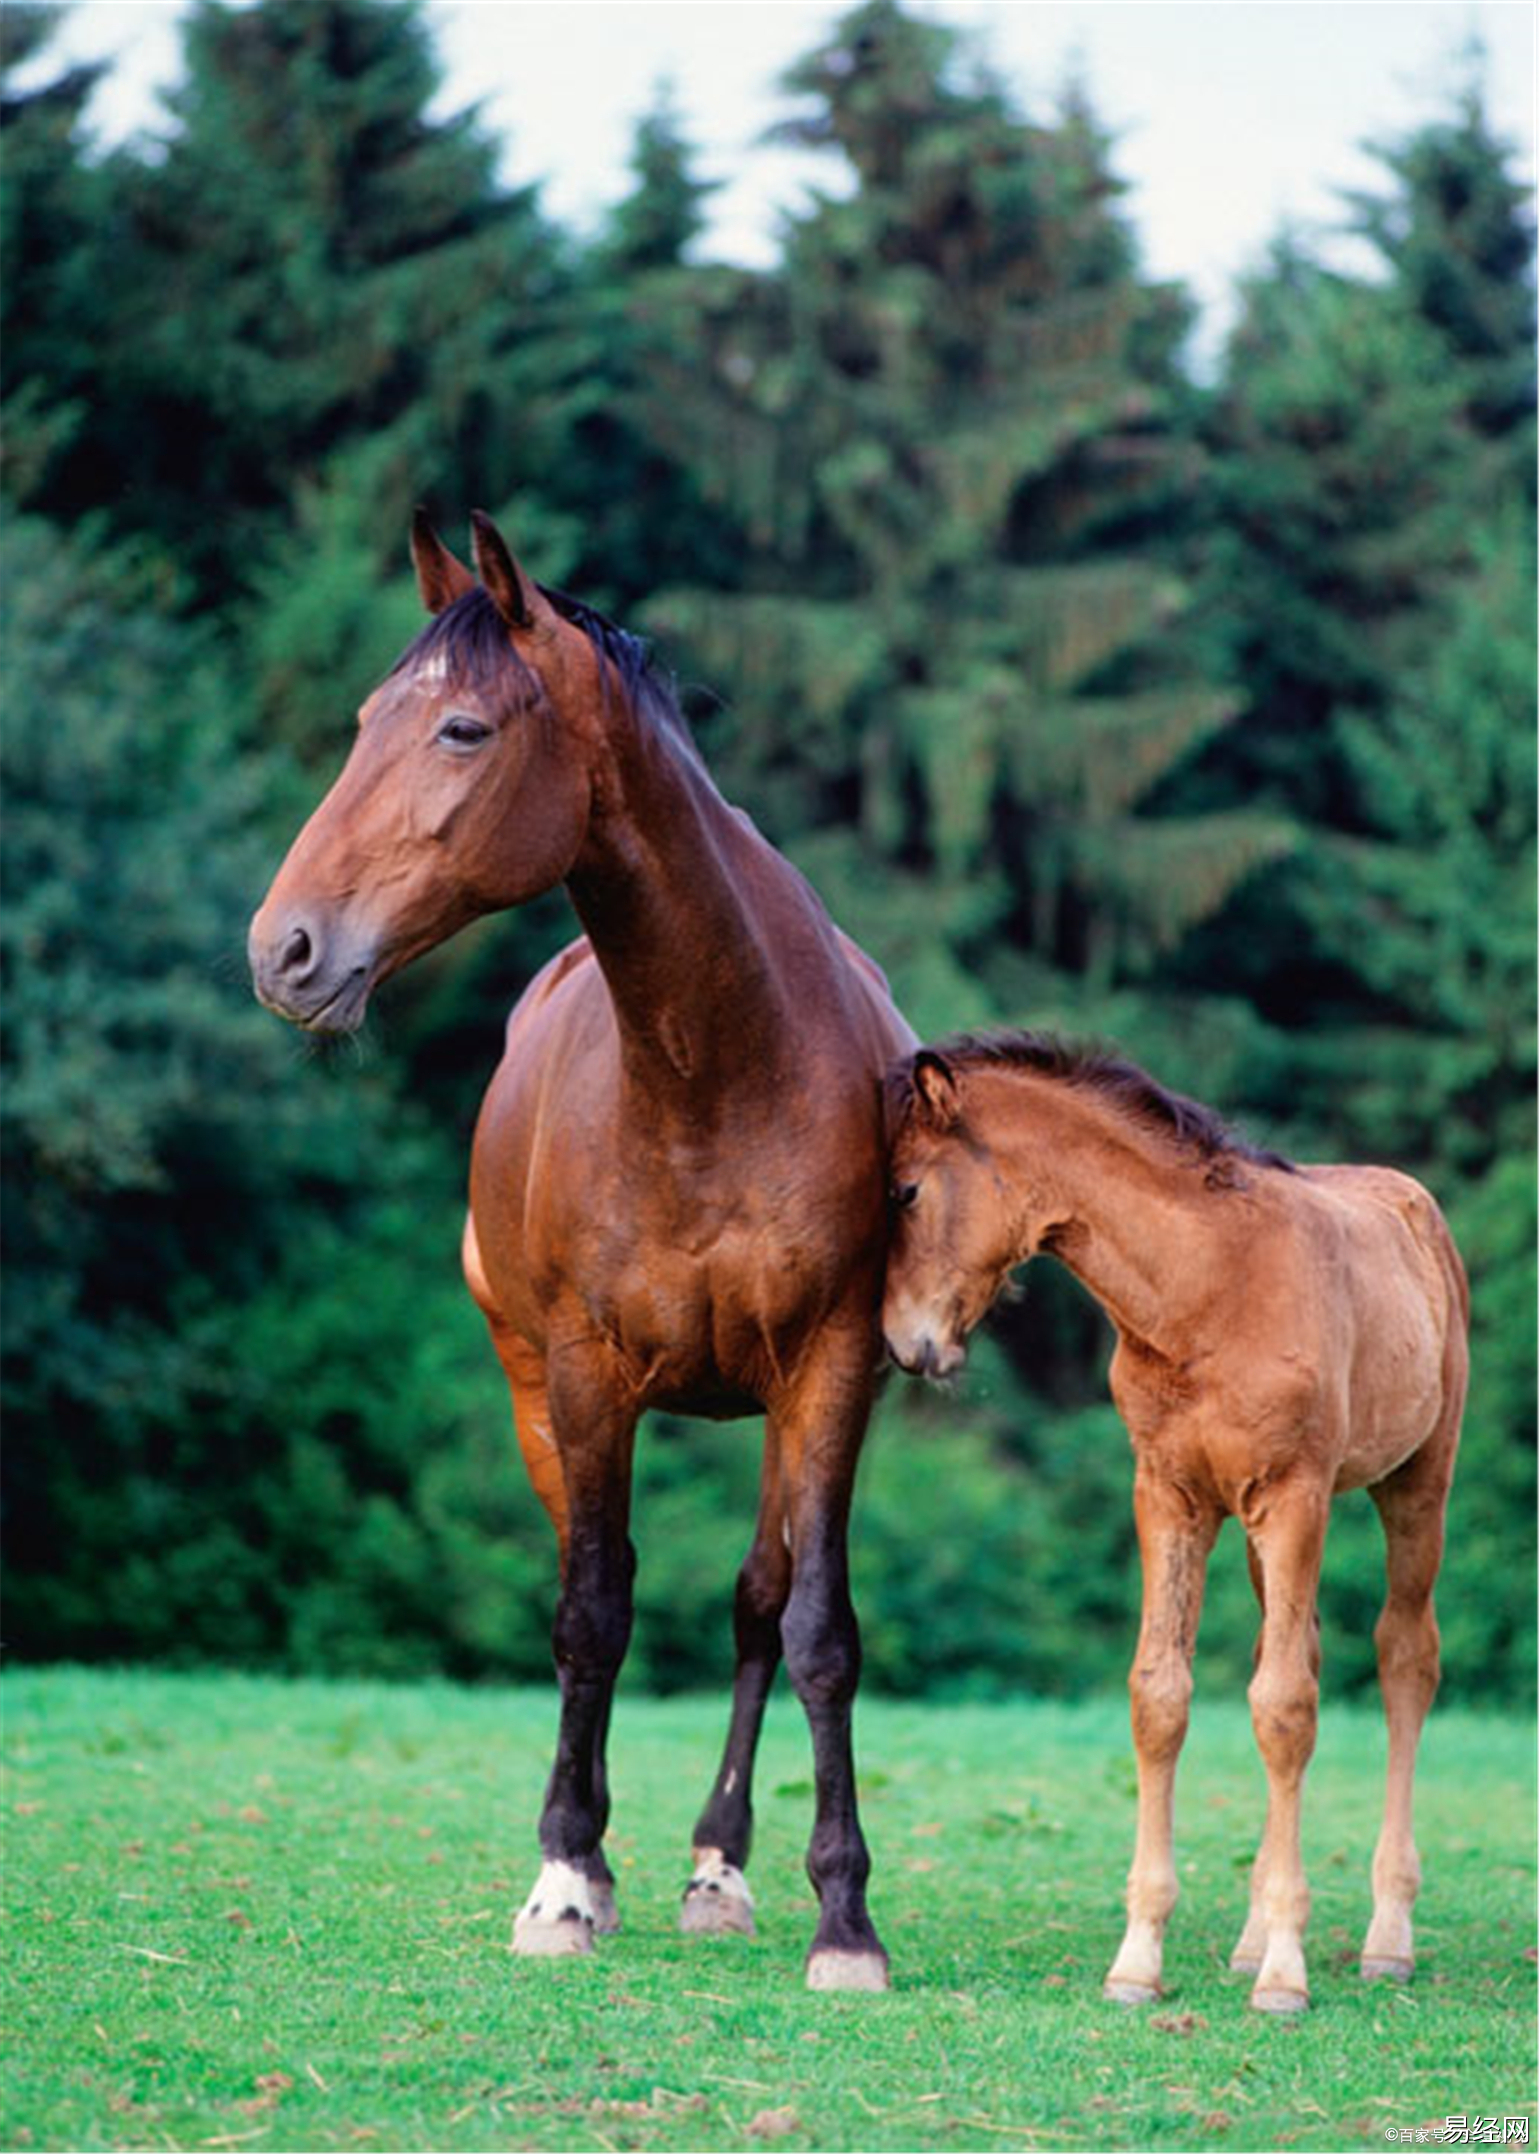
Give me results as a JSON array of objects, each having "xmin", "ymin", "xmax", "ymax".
[
  {"xmin": 248, "ymin": 511, "xmax": 914, "ymax": 1990},
  {"xmin": 881, "ymin": 1033, "xmax": 1467, "ymax": 2013}
]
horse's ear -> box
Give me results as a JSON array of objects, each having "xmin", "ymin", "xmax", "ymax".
[
  {"xmin": 410, "ymin": 508, "xmax": 476, "ymax": 615},
  {"xmin": 913, "ymin": 1050, "xmax": 960, "ymax": 1132},
  {"xmin": 470, "ymin": 509, "xmax": 556, "ymax": 637}
]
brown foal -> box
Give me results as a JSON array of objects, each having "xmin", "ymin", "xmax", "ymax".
[
  {"xmin": 882, "ymin": 1033, "xmax": 1467, "ymax": 2013},
  {"xmin": 249, "ymin": 513, "xmax": 913, "ymax": 1990}
]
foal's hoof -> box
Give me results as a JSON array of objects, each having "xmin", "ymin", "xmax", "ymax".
[
  {"xmin": 1361, "ymin": 1954, "xmax": 1413, "ymax": 1984},
  {"xmin": 681, "ymin": 1854, "xmax": 755, "ymax": 1938},
  {"xmin": 1103, "ymin": 1978, "xmax": 1160, "ymax": 2006},
  {"xmin": 1228, "ymin": 1948, "xmax": 1263, "ymax": 1976},
  {"xmin": 1250, "ymin": 1985, "xmax": 1309, "ymax": 2015},
  {"xmin": 805, "ymin": 1949, "xmax": 889, "ymax": 1993}
]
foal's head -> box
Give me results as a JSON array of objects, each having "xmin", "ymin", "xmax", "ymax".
[
  {"xmin": 249, "ymin": 513, "xmax": 607, "ymax": 1034},
  {"xmin": 881, "ymin": 1049, "xmax": 1035, "ymax": 1378}
]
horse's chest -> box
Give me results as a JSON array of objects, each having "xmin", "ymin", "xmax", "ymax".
[{"xmin": 603, "ymin": 1224, "xmax": 824, "ymax": 1402}]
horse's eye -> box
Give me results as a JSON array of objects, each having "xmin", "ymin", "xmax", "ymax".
[
  {"xmin": 436, "ymin": 713, "xmax": 493, "ymax": 750},
  {"xmin": 891, "ymin": 1181, "xmax": 919, "ymax": 1211}
]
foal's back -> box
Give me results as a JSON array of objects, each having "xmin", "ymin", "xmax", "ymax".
[{"xmin": 1192, "ymin": 1160, "xmax": 1467, "ymax": 1498}]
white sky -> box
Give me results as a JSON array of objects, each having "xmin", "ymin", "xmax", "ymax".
[{"xmin": 28, "ymin": 2, "xmax": 1539, "ymax": 358}]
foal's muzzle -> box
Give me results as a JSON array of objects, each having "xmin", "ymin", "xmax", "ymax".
[{"xmin": 883, "ymin": 1329, "xmax": 967, "ymax": 1380}]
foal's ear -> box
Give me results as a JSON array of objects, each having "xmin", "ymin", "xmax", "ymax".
[
  {"xmin": 470, "ymin": 510, "xmax": 557, "ymax": 637},
  {"xmin": 912, "ymin": 1050, "xmax": 960, "ymax": 1131},
  {"xmin": 410, "ymin": 508, "xmax": 476, "ymax": 614}
]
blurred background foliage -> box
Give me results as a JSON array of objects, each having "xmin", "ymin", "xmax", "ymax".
[{"xmin": 2, "ymin": 0, "xmax": 1533, "ymax": 1704}]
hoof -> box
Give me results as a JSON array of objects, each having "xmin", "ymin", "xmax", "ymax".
[
  {"xmin": 513, "ymin": 1910, "xmax": 593, "ymax": 1957},
  {"xmin": 513, "ymin": 1861, "xmax": 597, "ymax": 1958},
  {"xmin": 806, "ymin": 1948, "xmax": 889, "ymax": 1993},
  {"xmin": 681, "ymin": 1850, "xmax": 755, "ymax": 1938},
  {"xmin": 1361, "ymin": 1954, "xmax": 1413, "ymax": 1983},
  {"xmin": 681, "ymin": 1885, "xmax": 755, "ymax": 1937},
  {"xmin": 1103, "ymin": 1978, "xmax": 1160, "ymax": 2006},
  {"xmin": 590, "ymin": 1879, "xmax": 621, "ymax": 1937},
  {"xmin": 1228, "ymin": 1948, "xmax": 1263, "ymax": 1975},
  {"xmin": 1250, "ymin": 1984, "xmax": 1308, "ymax": 2015}
]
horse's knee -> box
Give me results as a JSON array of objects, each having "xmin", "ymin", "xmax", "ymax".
[
  {"xmin": 1128, "ymin": 1655, "xmax": 1193, "ymax": 1764},
  {"xmin": 553, "ymin": 1542, "xmax": 635, "ymax": 1679},
  {"xmin": 735, "ymin": 1539, "xmax": 791, "ymax": 1656},
  {"xmin": 781, "ymin": 1584, "xmax": 861, "ymax": 1709}
]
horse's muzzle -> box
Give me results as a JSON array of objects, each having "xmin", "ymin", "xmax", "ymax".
[{"xmin": 248, "ymin": 908, "xmax": 374, "ymax": 1035}]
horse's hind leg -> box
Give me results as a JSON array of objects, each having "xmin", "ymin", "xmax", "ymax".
[
  {"xmin": 1362, "ymin": 1426, "xmax": 1456, "ymax": 1982},
  {"xmin": 1229, "ymin": 1535, "xmax": 1320, "ymax": 1975},
  {"xmin": 511, "ymin": 1346, "xmax": 638, "ymax": 1959},
  {"xmin": 682, "ymin": 1429, "xmax": 790, "ymax": 1938},
  {"xmin": 1104, "ymin": 1466, "xmax": 1219, "ymax": 2004},
  {"xmin": 1243, "ymin": 1480, "xmax": 1329, "ymax": 2013}
]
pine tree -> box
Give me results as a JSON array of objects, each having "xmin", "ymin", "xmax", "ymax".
[
  {"xmin": 23, "ymin": 0, "xmax": 569, "ymax": 613},
  {"xmin": 532, "ymin": 86, "xmax": 742, "ymax": 613},
  {"xmin": 0, "ymin": 6, "xmax": 118, "ymax": 505},
  {"xmin": 637, "ymin": 0, "xmax": 1290, "ymax": 1037},
  {"xmin": 1347, "ymin": 61, "xmax": 1536, "ymax": 459},
  {"xmin": 1193, "ymin": 71, "xmax": 1534, "ymax": 1176}
]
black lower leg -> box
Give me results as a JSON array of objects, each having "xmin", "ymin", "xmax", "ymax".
[
  {"xmin": 539, "ymin": 1527, "xmax": 634, "ymax": 1868},
  {"xmin": 691, "ymin": 1535, "xmax": 790, "ymax": 1867},
  {"xmin": 782, "ymin": 1556, "xmax": 883, "ymax": 1965}
]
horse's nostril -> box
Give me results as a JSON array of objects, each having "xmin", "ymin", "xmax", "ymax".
[{"xmin": 279, "ymin": 924, "xmax": 314, "ymax": 979}]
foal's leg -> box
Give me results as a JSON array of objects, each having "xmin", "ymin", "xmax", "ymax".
[
  {"xmin": 1229, "ymin": 1536, "xmax": 1320, "ymax": 1975},
  {"xmin": 1243, "ymin": 1482, "xmax": 1329, "ymax": 2012},
  {"xmin": 774, "ymin": 1330, "xmax": 888, "ymax": 1993},
  {"xmin": 1104, "ymin": 1468, "xmax": 1219, "ymax": 2004},
  {"xmin": 513, "ymin": 1350, "xmax": 638, "ymax": 1958},
  {"xmin": 1361, "ymin": 1432, "xmax": 1455, "ymax": 1982},
  {"xmin": 683, "ymin": 1429, "xmax": 790, "ymax": 1937}
]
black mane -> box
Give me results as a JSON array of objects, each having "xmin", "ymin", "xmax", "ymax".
[
  {"xmin": 387, "ymin": 582, "xmax": 692, "ymax": 748},
  {"xmin": 906, "ymin": 1028, "xmax": 1293, "ymax": 1180}
]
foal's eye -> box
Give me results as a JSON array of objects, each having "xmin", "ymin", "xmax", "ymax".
[
  {"xmin": 891, "ymin": 1182, "xmax": 919, "ymax": 1211},
  {"xmin": 435, "ymin": 712, "xmax": 493, "ymax": 750}
]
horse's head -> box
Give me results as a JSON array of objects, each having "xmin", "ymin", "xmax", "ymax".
[
  {"xmin": 881, "ymin": 1049, "xmax": 1026, "ymax": 1378},
  {"xmin": 249, "ymin": 512, "xmax": 600, "ymax": 1034}
]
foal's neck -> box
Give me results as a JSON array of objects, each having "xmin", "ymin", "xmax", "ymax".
[
  {"xmin": 993, "ymin": 1075, "xmax": 1215, "ymax": 1356},
  {"xmin": 565, "ymin": 684, "xmax": 800, "ymax": 1104}
]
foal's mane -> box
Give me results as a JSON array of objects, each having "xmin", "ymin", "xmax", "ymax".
[
  {"xmin": 388, "ymin": 582, "xmax": 696, "ymax": 753},
  {"xmin": 901, "ymin": 1029, "xmax": 1293, "ymax": 1182}
]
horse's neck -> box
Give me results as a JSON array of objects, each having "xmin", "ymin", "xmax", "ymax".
[
  {"xmin": 999, "ymin": 1079, "xmax": 1202, "ymax": 1353},
  {"xmin": 565, "ymin": 700, "xmax": 799, "ymax": 1101}
]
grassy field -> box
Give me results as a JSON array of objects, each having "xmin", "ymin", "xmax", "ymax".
[{"xmin": 3, "ymin": 1667, "xmax": 1534, "ymax": 2153}]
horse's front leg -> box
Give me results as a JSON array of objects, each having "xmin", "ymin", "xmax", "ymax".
[
  {"xmin": 513, "ymin": 1351, "xmax": 638, "ymax": 1959},
  {"xmin": 682, "ymin": 1427, "xmax": 789, "ymax": 1938},
  {"xmin": 1104, "ymin": 1464, "xmax": 1219, "ymax": 2004},
  {"xmin": 772, "ymin": 1326, "xmax": 888, "ymax": 1993}
]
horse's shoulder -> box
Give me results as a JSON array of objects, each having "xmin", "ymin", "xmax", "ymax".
[{"xmin": 504, "ymin": 936, "xmax": 599, "ymax": 1040}]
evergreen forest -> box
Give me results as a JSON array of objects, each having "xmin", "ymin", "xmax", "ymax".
[{"xmin": 3, "ymin": 0, "xmax": 1534, "ymax": 1706}]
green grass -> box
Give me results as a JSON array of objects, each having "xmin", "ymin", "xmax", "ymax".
[{"xmin": 3, "ymin": 1668, "xmax": 1534, "ymax": 2153}]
